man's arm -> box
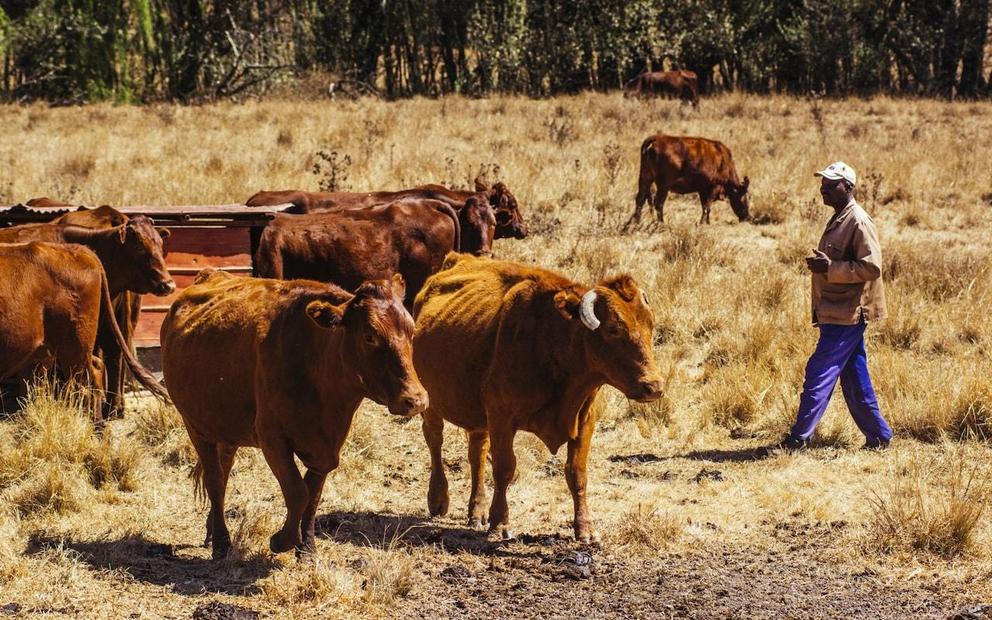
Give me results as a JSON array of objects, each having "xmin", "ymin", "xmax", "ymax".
[{"xmin": 827, "ymin": 219, "xmax": 882, "ymax": 284}]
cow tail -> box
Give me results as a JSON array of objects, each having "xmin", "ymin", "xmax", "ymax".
[
  {"xmin": 434, "ymin": 202, "xmax": 461, "ymax": 252},
  {"xmin": 190, "ymin": 460, "xmax": 207, "ymax": 505},
  {"xmin": 98, "ymin": 271, "xmax": 172, "ymax": 404}
]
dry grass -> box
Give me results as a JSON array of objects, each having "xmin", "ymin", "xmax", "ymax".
[{"xmin": 1, "ymin": 93, "xmax": 992, "ymax": 616}]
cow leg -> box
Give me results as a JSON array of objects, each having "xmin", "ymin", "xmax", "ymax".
[
  {"xmin": 422, "ymin": 411, "xmax": 449, "ymax": 517},
  {"xmin": 628, "ymin": 181, "xmax": 652, "ymax": 226},
  {"xmin": 466, "ymin": 430, "xmax": 490, "ymax": 529},
  {"xmin": 565, "ymin": 397, "xmax": 599, "ymax": 544},
  {"xmin": 87, "ymin": 355, "xmax": 106, "ymax": 427},
  {"xmin": 487, "ymin": 425, "xmax": 517, "ymax": 540},
  {"xmin": 190, "ymin": 435, "xmax": 232, "ymax": 559},
  {"xmin": 298, "ymin": 468, "xmax": 328, "ymax": 557},
  {"xmin": 205, "ymin": 443, "xmax": 238, "ymax": 548},
  {"xmin": 653, "ymin": 188, "xmax": 669, "ymax": 223},
  {"xmin": 699, "ymin": 193, "xmax": 712, "ymax": 225},
  {"xmin": 259, "ymin": 435, "xmax": 308, "ymax": 553}
]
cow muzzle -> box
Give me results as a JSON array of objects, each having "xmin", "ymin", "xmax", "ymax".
[
  {"xmin": 627, "ymin": 377, "xmax": 664, "ymax": 403},
  {"xmin": 156, "ymin": 279, "xmax": 177, "ymax": 296},
  {"xmin": 388, "ymin": 389, "xmax": 429, "ymax": 417}
]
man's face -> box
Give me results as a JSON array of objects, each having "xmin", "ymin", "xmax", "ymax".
[{"xmin": 819, "ymin": 177, "xmax": 848, "ymax": 207}]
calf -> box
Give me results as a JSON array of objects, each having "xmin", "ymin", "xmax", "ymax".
[{"xmin": 161, "ymin": 269, "xmax": 428, "ymax": 558}]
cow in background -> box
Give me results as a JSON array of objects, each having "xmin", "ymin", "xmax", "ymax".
[
  {"xmin": 246, "ymin": 179, "xmax": 527, "ymax": 240},
  {"xmin": 255, "ymin": 197, "xmax": 495, "ymax": 308},
  {"xmin": 624, "ymin": 71, "xmax": 699, "ymax": 106},
  {"xmin": 627, "ymin": 134, "xmax": 751, "ymax": 227},
  {"xmin": 0, "ymin": 242, "xmax": 170, "ymax": 419},
  {"xmin": 0, "ymin": 211, "xmax": 173, "ymax": 418}
]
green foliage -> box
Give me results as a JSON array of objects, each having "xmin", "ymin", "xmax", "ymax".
[{"xmin": 0, "ymin": 0, "xmax": 989, "ymax": 102}]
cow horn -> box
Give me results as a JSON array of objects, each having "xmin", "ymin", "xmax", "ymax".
[{"xmin": 579, "ymin": 290, "xmax": 600, "ymax": 330}]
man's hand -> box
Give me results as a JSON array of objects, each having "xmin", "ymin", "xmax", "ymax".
[{"xmin": 805, "ymin": 249, "xmax": 830, "ymax": 273}]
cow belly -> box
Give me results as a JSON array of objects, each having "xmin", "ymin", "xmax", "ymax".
[{"xmin": 162, "ymin": 329, "xmax": 259, "ymax": 446}]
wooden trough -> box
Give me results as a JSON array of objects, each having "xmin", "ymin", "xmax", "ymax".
[{"xmin": 0, "ymin": 202, "xmax": 295, "ymax": 369}]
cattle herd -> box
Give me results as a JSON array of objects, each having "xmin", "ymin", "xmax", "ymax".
[{"xmin": 0, "ymin": 118, "xmax": 751, "ymax": 558}]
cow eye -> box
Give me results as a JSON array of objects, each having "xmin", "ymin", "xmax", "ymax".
[{"xmin": 365, "ymin": 331, "xmax": 381, "ymax": 346}]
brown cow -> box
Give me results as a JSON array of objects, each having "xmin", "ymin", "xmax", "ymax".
[
  {"xmin": 626, "ymin": 134, "xmax": 751, "ymax": 227},
  {"xmin": 624, "ymin": 70, "xmax": 699, "ymax": 105},
  {"xmin": 0, "ymin": 242, "xmax": 170, "ymax": 418},
  {"xmin": 412, "ymin": 253, "xmax": 664, "ymax": 542},
  {"xmin": 0, "ymin": 215, "xmax": 175, "ymax": 418},
  {"xmin": 246, "ymin": 179, "xmax": 527, "ymax": 240},
  {"xmin": 56, "ymin": 205, "xmax": 140, "ymax": 418},
  {"xmin": 161, "ymin": 269, "xmax": 428, "ymax": 558},
  {"xmin": 254, "ymin": 198, "xmax": 495, "ymax": 307}
]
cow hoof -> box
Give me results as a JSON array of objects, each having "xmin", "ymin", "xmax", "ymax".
[
  {"xmin": 269, "ymin": 531, "xmax": 301, "ymax": 554},
  {"xmin": 211, "ymin": 542, "xmax": 231, "ymax": 560},
  {"xmin": 468, "ymin": 517, "xmax": 486, "ymax": 530},
  {"xmin": 427, "ymin": 493, "xmax": 449, "ymax": 518},
  {"xmin": 575, "ymin": 530, "xmax": 601, "ymax": 545},
  {"xmin": 500, "ymin": 529, "xmax": 515, "ymax": 541}
]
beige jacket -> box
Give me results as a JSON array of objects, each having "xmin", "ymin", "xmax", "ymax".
[{"xmin": 811, "ymin": 200, "xmax": 886, "ymax": 325}]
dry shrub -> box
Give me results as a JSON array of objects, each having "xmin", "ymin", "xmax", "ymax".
[
  {"xmin": 57, "ymin": 153, "xmax": 96, "ymax": 179},
  {"xmin": 0, "ymin": 380, "xmax": 140, "ymax": 515},
  {"xmin": 867, "ymin": 452, "xmax": 988, "ymax": 558},
  {"xmin": 884, "ymin": 241, "xmax": 989, "ymax": 302},
  {"xmin": 360, "ymin": 540, "xmax": 419, "ymax": 606},
  {"xmin": 8, "ymin": 462, "xmax": 89, "ymax": 515},
  {"xmin": 0, "ymin": 510, "xmax": 26, "ymax": 583},
  {"xmin": 611, "ymin": 505, "xmax": 683, "ymax": 551},
  {"xmin": 132, "ymin": 402, "xmax": 196, "ymax": 467},
  {"xmin": 749, "ymin": 199, "xmax": 789, "ymax": 225},
  {"xmin": 261, "ymin": 558, "xmax": 359, "ymax": 612}
]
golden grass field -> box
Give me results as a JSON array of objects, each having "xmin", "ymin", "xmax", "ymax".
[{"xmin": 1, "ymin": 93, "xmax": 992, "ymax": 619}]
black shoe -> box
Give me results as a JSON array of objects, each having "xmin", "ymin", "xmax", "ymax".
[
  {"xmin": 862, "ymin": 438, "xmax": 891, "ymax": 451},
  {"xmin": 756, "ymin": 435, "xmax": 810, "ymax": 458}
]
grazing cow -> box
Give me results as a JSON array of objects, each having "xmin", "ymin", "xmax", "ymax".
[
  {"xmin": 254, "ymin": 198, "xmax": 495, "ymax": 307},
  {"xmin": 161, "ymin": 269, "xmax": 428, "ymax": 558},
  {"xmin": 412, "ymin": 253, "xmax": 664, "ymax": 542},
  {"xmin": 627, "ymin": 134, "xmax": 751, "ymax": 226},
  {"xmin": 0, "ymin": 242, "xmax": 170, "ymax": 418},
  {"xmin": 0, "ymin": 215, "xmax": 174, "ymax": 418},
  {"xmin": 624, "ymin": 70, "xmax": 699, "ymax": 105},
  {"xmin": 246, "ymin": 179, "xmax": 527, "ymax": 240}
]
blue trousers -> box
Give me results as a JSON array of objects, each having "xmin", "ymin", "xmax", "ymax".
[{"xmin": 790, "ymin": 321, "xmax": 892, "ymax": 443}]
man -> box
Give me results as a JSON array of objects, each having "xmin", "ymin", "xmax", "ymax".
[{"xmin": 761, "ymin": 161, "xmax": 893, "ymax": 455}]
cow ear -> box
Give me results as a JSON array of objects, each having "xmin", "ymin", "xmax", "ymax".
[
  {"xmin": 391, "ymin": 273, "xmax": 406, "ymax": 300},
  {"xmin": 306, "ymin": 300, "xmax": 345, "ymax": 329},
  {"xmin": 742, "ymin": 176, "xmax": 750, "ymax": 190},
  {"xmin": 605, "ymin": 274, "xmax": 639, "ymax": 302},
  {"xmin": 554, "ymin": 290, "xmax": 581, "ymax": 321},
  {"xmin": 157, "ymin": 227, "xmax": 171, "ymax": 240},
  {"xmin": 474, "ymin": 177, "xmax": 488, "ymax": 192},
  {"xmin": 118, "ymin": 224, "xmax": 129, "ymax": 244}
]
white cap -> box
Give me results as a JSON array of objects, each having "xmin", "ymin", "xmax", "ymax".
[{"xmin": 815, "ymin": 161, "xmax": 856, "ymax": 186}]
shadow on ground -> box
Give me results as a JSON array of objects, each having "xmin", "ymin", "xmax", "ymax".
[
  {"xmin": 28, "ymin": 533, "xmax": 279, "ymax": 596},
  {"xmin": 316, "ymin": 510, "xmax": 587, "ymax": 560}
]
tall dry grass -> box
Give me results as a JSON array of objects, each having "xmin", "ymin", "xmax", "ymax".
[{"xmin": 1, "ymin": 93, "xmax": 992, "ymax": 615}]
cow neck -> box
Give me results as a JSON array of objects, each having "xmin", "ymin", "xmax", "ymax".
[
  {"xmin": 548, "ymin": 297, "xmax": 607, "ymax": 404},
  {"xmin": 62, "ymin": 226, "xmax": 126, "ymax": 296}
]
